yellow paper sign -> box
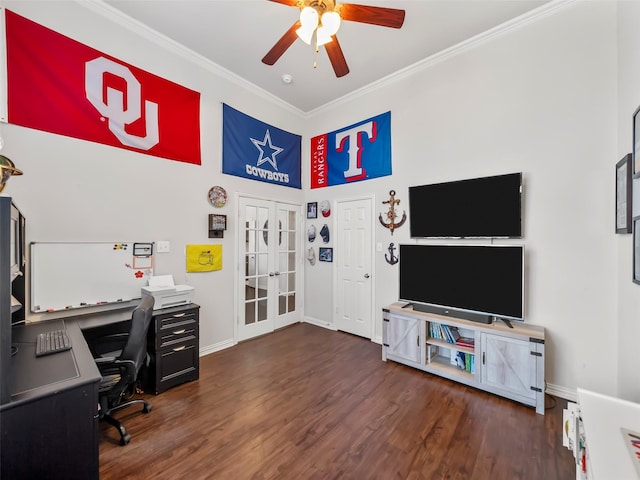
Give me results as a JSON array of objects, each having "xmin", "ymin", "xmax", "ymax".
[{"xmin": 186, "ymin": 244, "xmax": 222, "ymax": 272}]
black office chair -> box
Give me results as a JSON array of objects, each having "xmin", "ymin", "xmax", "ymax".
[{"xmin": 91, "ymin": 295, "xmax": 154, "ymax": 445}]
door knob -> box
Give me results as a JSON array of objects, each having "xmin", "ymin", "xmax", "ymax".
[{"xmin": 364, "ymin": 273, "xmax": 370, "ymax": 279}]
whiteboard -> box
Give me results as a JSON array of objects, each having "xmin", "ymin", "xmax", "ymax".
[{"xmin": 30, "ymin": 242, "xmax": 153, "ymax": 313}]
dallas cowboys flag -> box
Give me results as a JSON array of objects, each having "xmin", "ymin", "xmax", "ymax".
[{"xmin": 222, "ymin": 104, "xmax": 302, "ymax": 189}]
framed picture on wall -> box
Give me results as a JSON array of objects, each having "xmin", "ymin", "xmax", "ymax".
[
  {"xmin": 634, "ymin": 216, "xmax": 640, "ymax": 285},
  {"xmin": 633, "ymin": 105, "xmax": 640, "ymax": 177},
  {"xmin": 319, "ymin": 247, "xmax": 333, "ymax": 262},
  {"xmin": 616, "ymin": 154, "xmax": 633, "ymax": 233},
  {"xmin": 307, "ymin": 202, "xmax": 317, "ymax": 219}
]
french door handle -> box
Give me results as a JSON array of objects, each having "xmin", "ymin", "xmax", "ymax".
[
  {"xmin": 274, "ymin": 272, "xmax": 280, "ymax": 276},
  {"xmin": 364, "ymin": 274, "xmax": 370, "ymax": 279},
  {"xmin": 269, "ymin": 272, "xmax": 275, "ymax": 276}
]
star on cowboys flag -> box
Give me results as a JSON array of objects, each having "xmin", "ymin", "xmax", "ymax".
[{"xmin": 251, "ymin": 130, "xmax": 282, "ymax": 171}]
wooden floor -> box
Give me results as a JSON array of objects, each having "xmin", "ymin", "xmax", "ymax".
[{"xmin": 99, "ymin": 323, "xmax": 575, "ymax": 480}]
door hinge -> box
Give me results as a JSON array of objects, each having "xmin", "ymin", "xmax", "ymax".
[
  {"xmin": 530, "ymin": 351, "xmax": 542, "ymax": 357},
  {"xmin": 530, "ymin": 386, "xmax": 542, "ymax": 392}
]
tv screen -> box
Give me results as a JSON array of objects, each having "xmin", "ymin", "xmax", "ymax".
[
  {"xmin": 399, "ymin": 244, "xmax": 524, "ymax": 322},
  {"xmin": 408, "ymin": 172, "xmax": 522, "ymax": 238}
]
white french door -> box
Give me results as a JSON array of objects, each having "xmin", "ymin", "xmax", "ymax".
[{"xmin": 238, "ymin": 197, "xmax": 301, "ymax": 341}]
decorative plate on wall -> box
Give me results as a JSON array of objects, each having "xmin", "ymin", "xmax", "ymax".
[{"xmin": 208, "ymin": 186, "xmax": 227, "ymax": 208}]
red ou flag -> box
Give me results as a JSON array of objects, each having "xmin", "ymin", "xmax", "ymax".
[{"xmin": 5, "ymin": 9, "xmax": 201, "ymax": 165}]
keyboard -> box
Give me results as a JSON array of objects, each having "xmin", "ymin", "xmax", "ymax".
[{"xmin": 36, "ymin": 329, "xmax": 72, "ymax": 357}]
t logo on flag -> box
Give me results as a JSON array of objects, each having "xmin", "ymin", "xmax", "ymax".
[
  {"xmin": 311, "ymin": 111, "xmax": 392, "ymax": 189},
  {"xmin": 223, "ymin": 104, "xmax": 302, "ymax": 189}
]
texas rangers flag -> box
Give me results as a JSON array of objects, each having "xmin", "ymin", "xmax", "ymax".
[
  {"xmin": 222, "ymin": 104, "xmax": 301, "ymax": 189},
  {"xmin": 310, "ymin": 111, "xmax": 392, "ymax": 189},
  {"xmin": 4, "ymin": 9, "xmax": 201, "ymax": 165}
]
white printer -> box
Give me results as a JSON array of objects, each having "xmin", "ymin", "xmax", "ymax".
[{"xmin": 141, "ymin": 275, "xmax": 194, "ymax": 310}]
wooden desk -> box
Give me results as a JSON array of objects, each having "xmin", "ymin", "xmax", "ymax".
[{"xmin": 0, "ymin": 319, "xmax": 101, "ymax": 480}]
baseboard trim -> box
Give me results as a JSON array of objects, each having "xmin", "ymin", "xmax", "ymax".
[
  {"xmin": 546, "ymin": 383, "xmax": 577, "ymax": 402},
  {"xmin": 200, "ymin": 338, "xmax": 235, "ymax": 357},
  {"xmin": 303, "ymin": 316, "xmax": 337, "ymax": 330}
]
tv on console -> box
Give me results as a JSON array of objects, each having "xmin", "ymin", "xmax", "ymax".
[
  {"xmin": 399, "ymin": 244, "xmax": 524, "ymax": 324},
  {"xmin": 408, "ymin": 172, "xmax": 522, "ymax": 238}
]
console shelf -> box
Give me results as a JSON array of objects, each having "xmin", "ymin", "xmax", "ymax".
[{"xmin": 382, "ymin": 302, "xmax": 545, "ymax": 414}]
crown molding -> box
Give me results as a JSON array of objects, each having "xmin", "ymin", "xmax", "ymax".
[
  {"xmin": 78, "ymin": 0, "xmax": 307, "ymax": 117},
  {"xmin": 80, "ymin": 0, "xmax": 576, "ymax": 120},
  {"xmin": 308, "ymin": 0, "xmax": 578, "ymax": 117}
]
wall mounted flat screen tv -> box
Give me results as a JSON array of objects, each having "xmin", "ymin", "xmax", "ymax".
[
  {"xmin": 399, "ymin": 244, "xmax": 524, "ymax": 323},
  {"xmin": 408, "ymin": 172, "xmax": 522, "ymax": 238}
]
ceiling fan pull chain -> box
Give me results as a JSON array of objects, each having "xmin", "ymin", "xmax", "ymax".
[{"xmin": 314, "ymin": 38, "xmax": 319, "ymax": 69}]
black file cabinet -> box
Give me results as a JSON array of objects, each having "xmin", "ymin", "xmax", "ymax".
[{"xmin": 147, "ymin": 304, "xmax": 200, "ymax": 394}]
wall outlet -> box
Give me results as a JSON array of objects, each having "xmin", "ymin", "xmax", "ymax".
[{"xmin": 156, "ymin": 241, "xmax": 170, "ymax": 253}]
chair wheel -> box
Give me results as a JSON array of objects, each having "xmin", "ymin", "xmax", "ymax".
[
  {"xmin": 143, "ymin": 404, "xmax": 152, "ymax": 414},
  {"xmin": 120, "ymin": 433, "xmax": 131, "ymax": 446}
]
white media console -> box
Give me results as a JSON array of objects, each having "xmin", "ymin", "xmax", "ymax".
[{"xmin": 382, "ymin": 302, "xmax": 546, "ymax": 414}]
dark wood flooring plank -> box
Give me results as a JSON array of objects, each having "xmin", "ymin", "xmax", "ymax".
[{"xmin": 99, "ymin": 323, "xmax": 575, "ymax": 480}]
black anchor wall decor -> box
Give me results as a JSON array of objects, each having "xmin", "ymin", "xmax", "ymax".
[
  {"xmin": 385, "ymin": 243, "xmax": 398, "ymax": 265},
  {"xmin": 379, "ymin": 190, "xmax": 406, "ymax": 235}
]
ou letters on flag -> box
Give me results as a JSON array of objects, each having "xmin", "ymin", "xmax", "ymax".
[
  {"xmin": 310, "ymin": 111, "xmax": 392, "ymax": 189},
  {"xmin": 4, "ymin": 10, "xmax": 201, "ymax": 165},
  {"xmin": 222, "ymin": 104, "xmax": 302, "ymax": 189}
]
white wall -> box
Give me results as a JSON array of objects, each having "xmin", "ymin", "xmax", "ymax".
[
  {"xmin": 616, "ymin": 1, "xmax": 640, "ymax": 402},
  {"xmin": 2, "ymin": 0, "xmax": 637, "ymax": 400},
  {"xmin": 306, "ymin": 1, "xmax": 622, "ymax": 399},
  {"xmin": 0, "ymin": 1, "xmax": 305, "ymax": 353}
]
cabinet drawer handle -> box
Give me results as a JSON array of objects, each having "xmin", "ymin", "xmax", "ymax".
[
  {"xmin": 172, "ymin": 313, "xmax": 186, "ymax": 318},
  {"xmin": 172, "ymin": 329, "xmax": 186, "ymax": 335},
  {"xmin": 172, "ymin": 345, "xmax": 187, "ymax": 352}
]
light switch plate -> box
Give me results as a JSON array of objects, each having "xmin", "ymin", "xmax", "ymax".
[{"xmin": 156, "ymin": 241, "xmax": 170, "ymax": 253}]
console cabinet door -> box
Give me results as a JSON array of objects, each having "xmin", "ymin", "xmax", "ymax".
[
  {"xmin": 386, "ymin": 314, "xmax": 422, "ymax": 364},
  {"xmin": 480, "ymin": 333, "xmax": 536, "ymax": 402}
]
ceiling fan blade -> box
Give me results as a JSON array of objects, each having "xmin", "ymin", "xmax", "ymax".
[
  {"xmin": 268, "ymin": 0, "xmax": 299, "ymax": 6},
  {"xmin": 337, "ymin": 4, "xmax": 405, "ymax": 29},
  {"xmin": 325, "ymin": 36, "xmax": 350, "ymax": 78},
  {"xmin": 262, "ymin": 21, "xmax": 301, "ymax": 66}
]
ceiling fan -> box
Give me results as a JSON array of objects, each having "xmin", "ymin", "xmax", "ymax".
[{"xmin": 262, "ymin": 0, "xmax": 406, "ymax": 78}]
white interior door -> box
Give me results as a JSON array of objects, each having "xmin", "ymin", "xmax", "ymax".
[
  {"xmin": 335, "ymin": 197, "xmax": 373, "ymax": 338},
  {"xmin": 238, "ymin": 197, "xmax": 300, "ymax": 341}
]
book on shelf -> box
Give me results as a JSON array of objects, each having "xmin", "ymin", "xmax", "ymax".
[
  {"xmin": 455, "ymin": 351, "xmax": 466, "ymax": 370},
  {"xmin": 455, "ymin": 351, "xmax": 475, "ymax": 373},
  {"xmin": 456, "ymin": 337, "xmax": 475, "ymax": 348},
  {"xmin": 434, "ymin": 323, "xmax": 460, "ymax": 344},
  {"xmin": 449, "ymin": 326, "xmax": 461, "ymax": 342}
]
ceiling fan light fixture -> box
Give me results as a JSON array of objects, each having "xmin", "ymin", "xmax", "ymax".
[
  {"xmin": 316, "ymin": 11, "xmax": 340, "ymax": 46},
  {"xmin": 296, "ymin": 6, "xmax": 318, "ymax": 45},
  {"xmin": 321, "ymin": 11, "xmax": 340, "ymax": 36},
  {"xmin": 316, "ymin": 26, "xmax": 333, "ymax": 46}
]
